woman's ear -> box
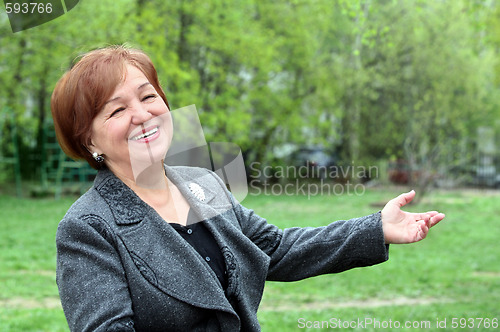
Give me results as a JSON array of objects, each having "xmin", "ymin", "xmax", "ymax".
[{"xmin": 84, "ymin": 138, "xmax": 100, "ymax": 156}]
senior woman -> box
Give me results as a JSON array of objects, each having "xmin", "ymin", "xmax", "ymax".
[{"xmin": 52, "ymin": 45, "xmax": 445, "ymax": 332}]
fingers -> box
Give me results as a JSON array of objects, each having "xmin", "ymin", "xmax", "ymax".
[
  {"xmin": 416, "ymin": 220, "xmax": 429, "ymax": 242},
  {"xmin": 425, "ymin": 211, "xmax": 440, "ymax": 217},
  {"xmin": 392, "ymin": 190, "xmax": 416, "ymax": 208},
  {"xmin": 412, "ymin": 212, "xmax": 431, "ymax": 222},
  {"xmin": 419, "ymin": 212, "xmax": 445, "ymax": 226},
  {"xmin": 413, "ymin": 210, "xmax": 445, "ymax": 221},
  {"xmin": 415, "ymin": 212, "xmax": 445, "ymax": 231},
  {"xmin": 429, "ymin": 213, "xmax": 445, "ymax": 227}
]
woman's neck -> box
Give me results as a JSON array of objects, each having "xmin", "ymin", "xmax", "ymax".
[
  {"xmin": 109, "ymin": 161, "xmax": 190, "ymax": 225},
  {"xmin": 110, "ymin": 162, "xmax": 170, "ymax": 199}
]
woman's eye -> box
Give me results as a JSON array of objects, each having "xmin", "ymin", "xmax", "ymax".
[
  {"xmin": 142, "ymin": 94, "xmax": 157, "ymax": 101},
  {"xmin": 110, "ymin": 107, "xmax": 125, "ymax": 117}
]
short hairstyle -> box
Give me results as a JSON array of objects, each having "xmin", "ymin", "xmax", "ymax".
[{"xmin": 51, "ymin": 45, "xmax": 169, "ymax": 169}]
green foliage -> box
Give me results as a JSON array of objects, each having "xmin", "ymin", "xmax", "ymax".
[{"xmin": 0, "ymin": 0, "xmax": 499, "ymax": 185}]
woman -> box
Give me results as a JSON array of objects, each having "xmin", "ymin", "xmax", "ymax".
[{"xmin": 52, "ymin": 45, "xmax": 445, "ymax": 331}]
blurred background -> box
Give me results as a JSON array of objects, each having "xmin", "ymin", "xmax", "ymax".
[
  {"xmin": 1, "ymin": 1, "xmax": 500, "ymax": 331},
  {"xmin": 1, "ymin": 0, "xmax": 500, "ymax": 198}
]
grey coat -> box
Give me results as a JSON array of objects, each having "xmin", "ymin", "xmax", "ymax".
[{"xmin": 56, "ymin": 166, "xmax": 389, "ymax": 331}]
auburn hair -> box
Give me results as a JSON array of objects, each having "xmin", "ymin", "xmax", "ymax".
[{"xmin": 51, "ymin": 45, "xmax": 169, "ymax": 169}]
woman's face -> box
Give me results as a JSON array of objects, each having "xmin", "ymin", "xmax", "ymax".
[{"xmin": 90, "ymin": 64, "xmax": 171, "ymax": 180}]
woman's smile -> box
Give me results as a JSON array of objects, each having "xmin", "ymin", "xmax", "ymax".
[{"xmin": 130, "ymin": 125, "xmax": 160, "ymax": 142}]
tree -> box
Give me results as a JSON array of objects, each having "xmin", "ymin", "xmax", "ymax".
[{"xmin": 1, "ymin": 0, "xmax": 499, "ymax": 196}]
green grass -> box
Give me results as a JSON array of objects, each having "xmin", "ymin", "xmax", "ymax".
[
  {"xmin": 250, "ymin": 189, "xmax": 500, "ymax": 331},
  {"xmin": 0, "ymin": 188, "xmax": 499, "ymax": 331},
  {"xmin": 0, "ymin": 196, "xmax": 74, "ymax": 331}
]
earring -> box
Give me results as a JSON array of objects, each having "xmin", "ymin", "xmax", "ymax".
[{"xmin": 92, "ymin": 152, "xmax": 104, "ymax": 163}]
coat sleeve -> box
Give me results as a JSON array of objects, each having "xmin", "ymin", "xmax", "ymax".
[
  {"xmin": 56, "ymin": 214, "xmax": 136, "ymax": 332},
  {"xmin": 230, "ymin": 198, "xmax": 389, "ymax": 282},
  {"xmin": 205, "ymin": 168, "xmax": 389, "ymax": 281},
  {"xmin": 242, "ymin": 205, "xmax": 388, "ymax": 281}
]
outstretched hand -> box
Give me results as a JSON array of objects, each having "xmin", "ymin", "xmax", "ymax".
[{"xmin": 381, "ymin": 190, "xmax": 445, "ymax": 244}]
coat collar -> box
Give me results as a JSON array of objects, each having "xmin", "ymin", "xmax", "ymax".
[
  {"xmin": 93, "ymin": 168, "xmax": 144, "ymax": 225},
  {"xmin": 93, "ymin": 166, "xmax": 225, "ymax": 226}
]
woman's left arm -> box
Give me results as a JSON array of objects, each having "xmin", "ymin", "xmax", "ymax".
[
  {"xmin": 233, "ymin": 202, "xmax": 389, "ymax": 281},
  {"xmin": 232, "ymin": 191, "xmax": 444, "ymax": 282}
]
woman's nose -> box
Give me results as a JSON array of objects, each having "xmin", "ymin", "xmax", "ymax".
[{"xmin": 131, "ymin": 104, "xmax": 153, "ymax": 124}]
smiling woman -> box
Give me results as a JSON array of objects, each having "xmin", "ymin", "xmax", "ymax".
[
  {"xmin": 51, "ymin": 46, "xmax": 169, "ymax": 170},
  {"xmin": 50, "ymin": 45, "xmax": 444, "ymax": 332},
  {"xmin": 88, "ymin": 64, "xmax": 173, "ymax": 185}
]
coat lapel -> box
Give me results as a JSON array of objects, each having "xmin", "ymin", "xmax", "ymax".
[
  {"xmin": 166, "ymin": 166, "xmax": 244, "ymax": 302},
  {"xmin": 93, "ymin": 168, "xmax": 235, "ymax": 313}
]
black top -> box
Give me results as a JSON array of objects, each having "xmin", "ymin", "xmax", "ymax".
[{"xmin": 170, "ymin": 209, "xmax": 228, "ymax": 290}]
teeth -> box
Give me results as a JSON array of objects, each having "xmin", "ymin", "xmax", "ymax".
[{"xmin": 132, "ymin": 127, "xmax": 158, "ymax": 141}]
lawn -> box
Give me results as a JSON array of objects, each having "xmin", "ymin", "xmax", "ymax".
[{"xmin": 0, "ymin": 187, "xmax": 499, "ymax": 331}]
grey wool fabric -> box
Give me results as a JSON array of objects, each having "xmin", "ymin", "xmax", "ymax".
[{"xmin": 56, "ymin": 166, "xmax": 389, "ymax": 331}]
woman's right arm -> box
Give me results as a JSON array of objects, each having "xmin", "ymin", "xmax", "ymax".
[{"xmin": 56, "ymin": 215, "xmax": 136, "ymax": 332}]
